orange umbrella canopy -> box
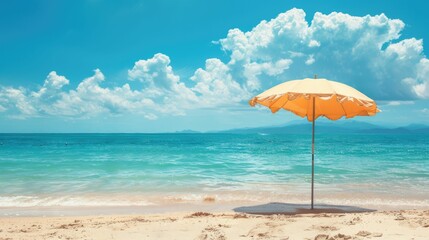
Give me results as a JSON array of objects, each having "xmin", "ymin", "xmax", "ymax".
[{"xmin": 249, "ymin": 78, "xmax": 379, "ymax": 121}]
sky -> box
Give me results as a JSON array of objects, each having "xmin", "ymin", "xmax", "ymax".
[{"xmin": 0, "ymin": 0, "xmax": 429, "ymax": 133}]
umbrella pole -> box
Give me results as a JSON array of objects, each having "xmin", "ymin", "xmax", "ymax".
[{"xmin": 311, "ymin": 96, "xmax": 315, "ymax": 210}]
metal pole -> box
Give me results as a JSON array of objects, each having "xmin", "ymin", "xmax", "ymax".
[{"xmin": 311, "ymin": 96, "xmax": 315, "ymax": 210}]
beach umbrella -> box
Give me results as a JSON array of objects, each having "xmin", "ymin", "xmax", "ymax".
[{"xmin": 249, "ymin": 76, "xmax": 379, "ymax": 209}]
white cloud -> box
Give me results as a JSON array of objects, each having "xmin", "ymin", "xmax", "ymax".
[
  {"xmin": 308, "ymin": 40, "xmax": 320, "ymax": 48},
  {"xmin": 128, "ymin": 54, "xmax": 197, "ymax": 99},
  {"xmin": 0, "ymin": 87, "xmax": 37, "ymax": 118},
  {"xmin": 384, "ymin": 101, "xmax": 414, "ymax": 106},
  {"xmin": 128, "ymin": 53, "xmax": 181, "ymax": 92},
  {"xmin": 144, "ymin": 113, "xmax": 158, "ymax": 120},
  {"xmin": 411, "ymin": 58, "xmax": 429, "ymax": 98},
  {"xmin": 0, "ymin": 69, "xmax": 159, "ymax": 119},
  {"xmin": 1, "ymin": 8, "xmax": 429, "ymax": 120},
  {"xmin": 242, "ymin": 59, "xmax": 292, "ymax": 91},
  {"xmin": 217, "ymin": 8, "xmax": 428, "ymax": 100},
  {"xmin": 191, "ymin": 58, "xmax": 249, "ymax": 106},
  {"xmin": 43, "ymin": 71, "xmax": 69, "ymax": 89},
  {"xmin": 305, "ymin": 55, "xmax": 315, "ymax": 65},
  {"xmin": 128, "ymin": 53, "xmax": 199, "ymax": 115}
]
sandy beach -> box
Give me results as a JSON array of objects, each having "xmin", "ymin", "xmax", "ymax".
[
  {"xmin": 2, "ymin": 0, "xmax": 429, "ymax": 239},
  {"xmin": 0, "ymin": 208, "xmax": 428, "ymax": 240}
]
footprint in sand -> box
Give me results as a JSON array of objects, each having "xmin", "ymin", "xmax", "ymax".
[
  {"xmin": 314, "ymin": 234, "xmax": 329, "ymax": 240},
  {"xmin": 197, "ymin": 225, "xmax": 228, "ymax": 240},
  {"xmin": 313, "ymin": 225, "xmax": 339, "ymax": 231},
  {"xmin": 246, "ymin": 222, "xmax": 288, "ymax": 239},
  {"xmin": 345, "ymin": 216, "xmax": 362, "ymax": 225},
  {"xmin": 356, "ymin": 230, "xmax": 371, "ymax": 237},
  {"xmin": 355, "ymin": 230, "xmax": 383, "ymax": 238},
  {"xmin": 55, "ymin": 223, "xmax": 84, "ymax": 230},
  {"xmin": 314, "ymin": 233, "xmax": 353, "ymax": 240}
]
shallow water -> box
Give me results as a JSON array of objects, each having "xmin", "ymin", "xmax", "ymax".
[{"xmin": 0, "ymin": 133, "xmax": 428, "ymax": 209}]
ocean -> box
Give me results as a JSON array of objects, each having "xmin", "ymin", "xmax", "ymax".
[{"xmin": 0, "ymin": 133, "xmax": 428, "ymax": 212}]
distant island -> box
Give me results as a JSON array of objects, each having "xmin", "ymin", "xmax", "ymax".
[
  {"xmin": 218, "ymin": 121, "xmax": 429, "ymax": 134},
  {"xmin": 175, "ymin": 129, "xmax": 202, "ymax": 134},
  {"xmin": 175, "ymin": 121, "xmax": 429, "ymax": 134}
]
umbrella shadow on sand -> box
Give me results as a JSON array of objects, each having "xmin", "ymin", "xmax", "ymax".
[{"xmin": 233, "ymin": 202, "xmax": 375, "ymax": 215}]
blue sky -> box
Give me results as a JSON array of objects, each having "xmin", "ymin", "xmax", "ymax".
[{"xmin": 0, "ymin": 0, "xmax": 429, "ymax": 132}]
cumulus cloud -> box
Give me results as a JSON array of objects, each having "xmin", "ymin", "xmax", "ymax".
[
  {"xmin": 128, "ymin": 53, "xmax": 198, "ymax": 115},
  {"xmin": 411, "ymin": 58, "xmax": 429, "ymax": 98},
  {"xmin": 1, "ymin": 8, "xmax": 428, "ymax": 120},
  {"xmin": 0, "ymin": 69, "xmax": 159, "ymax": 119},
  {"xmin": 217, "ymin": 8, "xmax": 429, "ymax": 100},
  {"xmin": 0, "ymin": 87, "xmax": 37, "ymax": 118},
  {"xmin": 191, "ymin": 58, "xmax": 249, "ymax": 107}
]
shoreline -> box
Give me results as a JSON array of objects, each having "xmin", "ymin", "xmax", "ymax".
[
  {"xmin": 1, "ymin": 209, "xmax": 428, "ymax": 239},
  {"xmin": 1, "ymin": 189, "xmax": 429, "ymax": 217},
  {"xmin": 1, "ymin": 198, "xmax": 428, "ymax": 217}
]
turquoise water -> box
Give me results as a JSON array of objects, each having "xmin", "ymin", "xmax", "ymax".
[{"xmin": 0, "ymin": 133, "xmax": 428, "ymax": 208}]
